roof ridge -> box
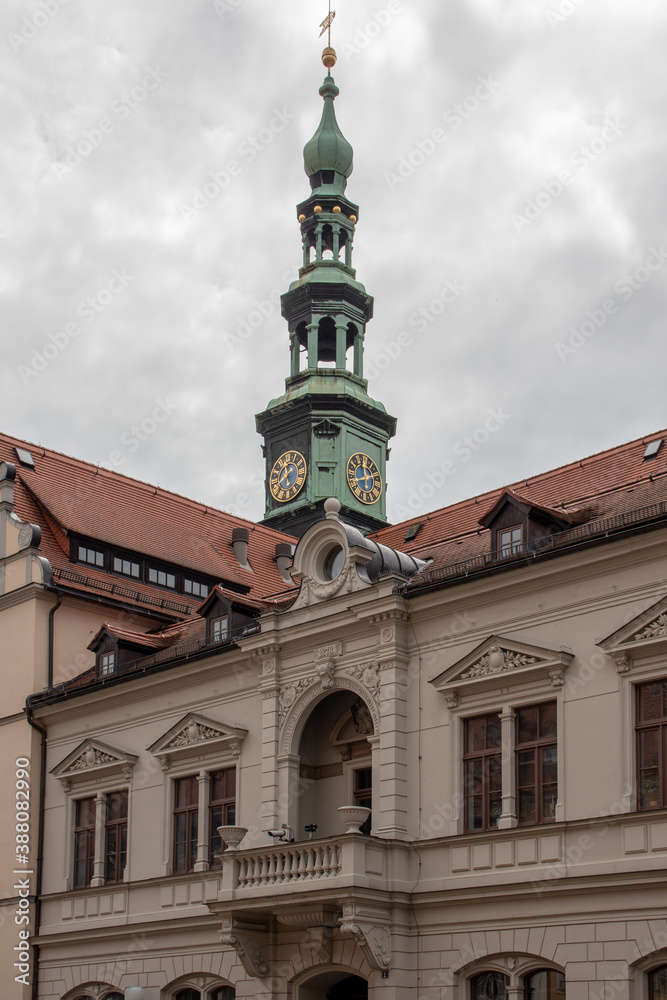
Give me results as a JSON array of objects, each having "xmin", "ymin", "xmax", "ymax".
[
  {"xmin": 2, "ymin": 431, "xmax": 295, "ymax": 541},
  {"xmin": 377, "ymin": 427, "xmax": 667, "ymax": 534}
]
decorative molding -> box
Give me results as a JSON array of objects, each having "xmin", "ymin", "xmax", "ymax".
[
  {"xmin": 598, "ymin": 594, "xmax": 667, "ymax": 664},
  {"xmin": 220, "ymin": 916, "xmax": 269, "ymax": 978},
  {"xmin": 344, "ymin": 662, "xmax": 381, "ymax": 702},
  {"xmin": 316, "ymin": 641, "xmax": 343, "ymax": 660},
  {"xmin": 316, "ymin": 660, "xmax": 336, "ymax": 689},
  {"xmin": 278, "ymin": 676, "xmax": 317, "ymax": 725},
  {"xmin": 280, "ymin": 676, "xmax": 380, "ymax": 755},
  {"xmin": 148, "ymin": 713, "xmax": 248, "ymax": 763},
  {"xmin": 460, "ymin": 645, "xmax": 537, "ymax": 679},
  {"xmin": 339, "ymin": 904, "xmax": 391, "ymax": 970},
  {"xmin": 51, "ymin": 739, "xmax": 138, "ymax": 787},
  {"xmin": 615, "ymin": 654, "xmax": 632, "ymax": 674},
  {"xmin": 430, "ymin": 634, "xmax": 574, "ymax": 699},
  {"xmin": 635, "ymin": 613, "xmax": 667, "ymax": 640}
]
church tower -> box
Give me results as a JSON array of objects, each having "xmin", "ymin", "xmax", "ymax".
[{"xmin": 256, "ymin": 45, "xmax": 396, "ymax": 538}]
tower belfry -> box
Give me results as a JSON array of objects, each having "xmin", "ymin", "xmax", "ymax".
[{"xmin": 256, "ymin": 37, "xmax": 396, "ymax": 538}]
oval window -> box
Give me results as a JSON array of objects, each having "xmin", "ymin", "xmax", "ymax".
[{"xmin": 324, "ymin": 546, "xmax": 344, "ymax": 581}]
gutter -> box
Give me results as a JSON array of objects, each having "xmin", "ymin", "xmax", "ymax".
[{"xmin": 398, "ymin": 514, "xmax": 667, "ymax": 599}]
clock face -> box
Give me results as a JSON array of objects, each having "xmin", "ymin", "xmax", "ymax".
[
  {"xmin": 346, "ymin": 452, "xmax": 382, "ymax": 505},
  {"xmin": 269, "ymin": 450, "xmax": 307, "ymax": 503}
]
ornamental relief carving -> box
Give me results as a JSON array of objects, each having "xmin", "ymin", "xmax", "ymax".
[
  {"xmin": 344, "ymin": 662, "xmax": 381, "ymax": 701},
  {"xmin": 634, "ymin": 613, "xmax": 667, "ymax": 640},
  {"xmin": 280, "ymin": 676, "xmax": 380, "ymax": 754},
  {"xmin": 460, "ymin": 644, "xmax": 537, "ymax": 679},
  {"xmin": 166, "ymin": 720, "xmax": 226, "ymax": 748},
  {"xmin": 278, "ymin": 676, "xmax": 317, "ymax": 725},
  {"xmin": 69, "ymin": 748, "xmax": 116, "ymax": 770}
]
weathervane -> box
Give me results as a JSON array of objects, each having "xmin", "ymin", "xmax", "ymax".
[{"xmin": 318, "ymin": 0, "xmax": 337, "ymax": 69}]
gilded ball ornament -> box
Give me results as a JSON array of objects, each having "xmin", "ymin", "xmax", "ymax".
[
  {"xmin": 314, "ymin": 205, "xmax": 323, "ymax": 214},
  {"xmin": 298, "ymin": 214, "xmax": 306, "ymax": 222},
  {"xmin": 333, "ymin": 206, "xmax": 341, "ymax": 213},
  {"xmin": 322, "ymin": 46, "xmax": 337, "ymax": 69},
  {"xmin": 349, "ymin": 214, "xmax": 357, "ymax": 223}
]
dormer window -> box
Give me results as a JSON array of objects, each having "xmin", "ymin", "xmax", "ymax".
[
  {"xmin": 498, "ymin": 525, "xmax": 523, "ymax": 557},
  {"xmin": 100, "ymin": 652, "xmax": 115, "ymax": 676},
  {"xmin": 113, "ymin": 556, "xmax": 140, "ymax": 578},
  {"xmin": 211, "ymin": 616, "xmax": 229, "ymax": 644},
  {"xmin": 184, "ymin": 579, "xmax": 209, "ymax": 598},
  {"xmin": 148, "ymin": 567, "xmax": 176, "ymax": 589},
  {"xmin": 79, "ymin": 545, "xmax": 104, "ymax": 568}
]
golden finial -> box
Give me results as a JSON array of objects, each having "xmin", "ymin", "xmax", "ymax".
[{"xmin": 319, "ymin": 0, "xmax": 337, "ymax": 69}]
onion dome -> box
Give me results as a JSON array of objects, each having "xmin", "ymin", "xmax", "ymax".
[{"xmin": 303, "ymin": 75, "xmax": 353, "ymax": 195}]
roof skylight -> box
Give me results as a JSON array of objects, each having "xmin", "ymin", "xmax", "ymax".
[
  {"xmin": 643, "ymin": 439, "xmax": 663, "ymax": 460},
  {"xmin": 14, "ymin": 447, "xmax": 35, "ymax": 468}
]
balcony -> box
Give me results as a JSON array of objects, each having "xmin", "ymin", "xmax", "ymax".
[{"xmin": 215, "ymin": 833, "xmax": 411, "ymax": 904}]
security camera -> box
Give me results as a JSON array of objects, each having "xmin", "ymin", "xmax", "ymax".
[{"xmin": 267, "ymin": 824, "xmax": 294, "ymax": 842}]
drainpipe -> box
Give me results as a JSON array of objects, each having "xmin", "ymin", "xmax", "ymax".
[
  {"xmin": 48, "ymin": 591, "xmax": 63, "ymax": 689},
  {"xmin": 25, "ymin": 589, "xmax": 61, "ymax": 998},
  {"xmin": 25, "ymin": 708, "xmax": 47, "ymax": 1000}
]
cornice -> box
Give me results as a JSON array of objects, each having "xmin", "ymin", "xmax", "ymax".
[{"xmin": 0, "ymin": 582, "xmax": 56, "ymax": 612}]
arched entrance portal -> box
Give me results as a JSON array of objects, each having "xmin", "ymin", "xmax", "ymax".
[
  {"xmin": 297, "ymin": 689, "xmax": 375, "ymax": 839},
  {"xmin": 298, "ymin": 971, "xmax": 368, "ymax": 1000}
]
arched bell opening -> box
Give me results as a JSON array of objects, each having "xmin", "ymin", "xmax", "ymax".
[
  {"xmin": 321, "ymin": 223, "xmax": 335, "ymax": 260},
  {"xmin": 297, "ymin": 970, "xmax": 368, "ymax": 1000},
  {"xmin": 317, "ymin": 316, "xmax": 337, "ymax": 367},
  {"xmin": 297, "ymin": 689, "xmax": 375, "ymax": 840}
]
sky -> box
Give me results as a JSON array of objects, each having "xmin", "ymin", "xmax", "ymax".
[{"xmin": 2, "ymin": 0, "xmax": 666, "ymax": 526}]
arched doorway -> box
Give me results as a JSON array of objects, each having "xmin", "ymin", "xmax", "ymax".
[
  {"xmin": 297, "ymin": 690, "xmax": 375, "ymax": 839},
  {"xmin": 298, "ymin": 971, "xmax": 368, "ymax": 1000}
]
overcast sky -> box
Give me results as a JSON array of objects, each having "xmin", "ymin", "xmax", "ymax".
[{"xmin": 2, "ymin": 0, "xmax": 666, "ymax": 525}]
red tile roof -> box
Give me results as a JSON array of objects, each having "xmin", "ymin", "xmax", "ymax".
[
  {"xmin": 1, "ymin": 432, "xmax": 296, "ymax": 615},
  {"xmin": 372, "ymin": 429, "xmax": 667, "ymax": 581}
]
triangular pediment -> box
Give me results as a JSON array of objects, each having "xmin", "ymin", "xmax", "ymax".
[
  {"xmin": 598, "ymin": 593, "xmax": 667, "ymax": 670},
  {"xmin": 147, "ymin": 713, "xmax": 248, "ymax": 763},
  {"xmin": 51, "ymin": 739, "xmax": 138, "ymax": 787},
  {"xmin": 430, "ymin": 634, "xmax": 573, "ymax": 704}
]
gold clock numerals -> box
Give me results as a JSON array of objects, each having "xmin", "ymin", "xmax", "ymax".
[
  {"xmin": 269, "ymin": 450, "xmax": 307, "ymax": 503},
  {"xmin": 346, "ymin": 452, "xmax": 382, "ymax": 505}
]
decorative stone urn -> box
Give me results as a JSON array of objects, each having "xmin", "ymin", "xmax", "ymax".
[
  {"xmin": 217, "ymin": 825, "xmax": 248, "ymax": 851},
  {"xmin": 338, "ymin": 806, "xmax": 371, "ymax": 834}
]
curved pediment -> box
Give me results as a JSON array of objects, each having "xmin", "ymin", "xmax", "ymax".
[{"xmin": 429, "ymin": 635, "xmax": 573, "ymax": 706}]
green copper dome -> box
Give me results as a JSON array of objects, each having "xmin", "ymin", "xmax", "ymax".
[{"xmin": 303, "ymin": 75, "xmax": 353, "ymax": 194}]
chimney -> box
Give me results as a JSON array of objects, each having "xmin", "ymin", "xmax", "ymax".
[
  {"xmin": 231, "ymin": 527, "xmax": 250, "ymax": 569},
  {"xmin": 275, "ymin": 542, "xmax": 294, "ymax": 584}
]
